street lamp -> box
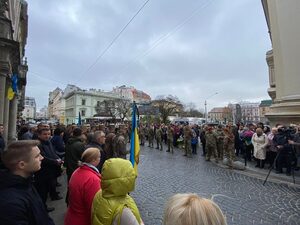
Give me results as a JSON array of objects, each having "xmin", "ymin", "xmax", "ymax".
[{"xmin": 204, "ymin": 92, "xmax": 218, "ymax": 123}]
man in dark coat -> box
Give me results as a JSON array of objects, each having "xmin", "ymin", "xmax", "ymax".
[
  {"xmin": 35, "ymin": 128, "xmax": 63, "ymax": 211},
  {"xmin": 51, "ymin": 127, "xmax": 65, "ymax": 159},
  {"xmin": 64, "ymin": 128, "xmax": 86, "ymax": 205},
  {"xmin": 64, "ymin": 128, "xmax": 85, "ymax": 181},
  {"xmin": 85, "ymin": 130, "xmax": 106, "ymax": 171},
  {"xmin": 0, "ymin": 140, "xmax": 55, "ymax": 225}
]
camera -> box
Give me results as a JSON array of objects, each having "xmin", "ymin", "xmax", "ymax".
[{"xmin": 277, "ymin": 126, "xmax": 295, "ymax": 140}]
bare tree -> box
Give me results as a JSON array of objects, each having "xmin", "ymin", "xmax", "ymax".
[
  {"xmin": 152, "ymin": 95, "xmax": 183, "ymax": 123},
  {"xmin": 95, "ymin": 98, "xmax": 132, "ymax": 121},
  {"xmin": 95, "ymin": 99, "xmax": 116, "ymax": 118},
  {"xmin": 181, "ymin": 102, "xmax": 204, "ymax": 117},
  {"xmin": 114, "ymin": 98, "xmax": 131, "ymax": 121}
]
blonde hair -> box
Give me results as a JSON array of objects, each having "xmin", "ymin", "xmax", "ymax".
[
  {"xmin": 163, "ymin": 193, "xmax": 227, "ymax": 225},
  {"xmin": 78, "ymin": 148, "xmax": 100, "ymax": 166}
]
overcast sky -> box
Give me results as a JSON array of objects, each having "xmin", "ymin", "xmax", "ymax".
[{"xmin": 25, "ymin": 0, "xmax": 271, "ymax": 112}]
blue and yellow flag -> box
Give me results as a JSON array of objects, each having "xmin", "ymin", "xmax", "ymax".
[{"xmin": 130, "ymin": 102, "xmax": 140, "ymax": 175}]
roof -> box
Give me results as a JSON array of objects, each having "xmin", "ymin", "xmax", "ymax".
[{"xmin": 259, "ymin": 100, "xmax": 272, "ymax": 107}]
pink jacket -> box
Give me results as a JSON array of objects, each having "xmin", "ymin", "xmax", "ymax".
[{"xmin": 64, "ymin": 165, "xmax": 101, "ymax": 225}]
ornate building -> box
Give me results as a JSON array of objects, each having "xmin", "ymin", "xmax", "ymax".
[
  {"xmin": 239, "ymin": 102, "xmax": 260, "ymax": 124},
  {"xmin": 262, "ymin": 0, "xmax": 300, "ymax": 125},
  {"xmin": 0, "ymin": 0, "xmax": 28, "ymax": 141},
  {"xmin": 63, "ymin": 86, "xmax": 125, "ymax": 124}
]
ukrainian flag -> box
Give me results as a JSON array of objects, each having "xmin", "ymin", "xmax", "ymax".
[{"xmin": 130, "ymin": 102, "xmax": 140, "ymax": 175}]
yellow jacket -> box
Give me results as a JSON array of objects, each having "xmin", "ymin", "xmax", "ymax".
[{"xmin": 91, "ymin": 158, "xmax": 141, "ymax": 225}]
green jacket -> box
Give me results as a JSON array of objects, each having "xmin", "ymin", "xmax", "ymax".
[{"xmin": 92, "ymin": 158, "xmax": 141, "ymax": 225}]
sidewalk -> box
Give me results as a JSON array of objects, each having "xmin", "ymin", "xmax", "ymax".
[
  {"xmin": 48, "ymin": 175, "xmax": 67, "ymax": 225},
  {"xmin": 177, "ymin": 142, "xmax": 300, "ymax": 186},
  {"xmin": 213, "ymin": 155, "xmax": 300, "ymax": 187}
]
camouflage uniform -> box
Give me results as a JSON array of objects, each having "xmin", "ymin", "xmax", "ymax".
[
  {"xmin": 183, "ymin": 125, "xmax": 193, "ymax": 157},
  {"xmin": 155, "ymin": 126, "xmax": 163, "ymax": 150},
  {"xmin": 122, "ymin": 125, "xmax": 129, "ymax": 144},
  {"xmin": 167, "ymin": 126, "xmax": 174, "ymax": 153},
  {"xmin": 127, "ymin": 126, "xmax": 132, "ymax": 143},
  {"xmin": 205, "ymin": 129, "xmax": 218, "ymax": 162},
  {"xmin": 139, "ymin": 125, "xmax": 145, "ymax": 146},
  {"xmin": 223, "ymin": 133, "xmax": 235, "ymax": 167},
  {"xmin": 148, "ymin": 126, "xmax": 155, "ymax": 148},
  {"xmin": 215, "ymin": 128, "xmax": 225, "ymax": 160}
]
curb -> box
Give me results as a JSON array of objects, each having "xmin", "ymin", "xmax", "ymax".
[{"xmin": 211, "ymin": 160, "xmax": 300, "ymax": 188}]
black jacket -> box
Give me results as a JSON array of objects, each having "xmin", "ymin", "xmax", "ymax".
[
  {"xmin": 35, "ymin": 140, "xmax": 60, "ymax": 180},
  {"xmin": 64, "ymin": 137, "xmax": 85, "ymax": 178},
  {"xmin": 0, "ymin": 170, "xmax": 55, "ymax": 225}
]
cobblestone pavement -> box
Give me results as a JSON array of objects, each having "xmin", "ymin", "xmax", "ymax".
[
  {"xmin": 131, "ymin": 145, "xmax": 300, "ymax": 225},
  {"xmin": 50, "ymin": 144, "xmax": 300, "ymax": 225}
]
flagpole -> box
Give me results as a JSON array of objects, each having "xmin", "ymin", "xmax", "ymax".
[{"xmin": 130, "ymin": 101, "xmax": 136, "ymax": 166}]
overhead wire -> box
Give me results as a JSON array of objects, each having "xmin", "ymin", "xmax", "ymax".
[
  {"xmin": 28, "ymin": 71, "xmax": 68, "ymax": 86},
  {"xmin": 28, "ymin": 0, "xmax": 215, "ymax": 90},
  {"xmin": 78, "ymin": 0, "xmax": 151, "ymax": 78},
  {"xmin": 114, "ymin": 0, "xmax": 215, "ymax": 78}
]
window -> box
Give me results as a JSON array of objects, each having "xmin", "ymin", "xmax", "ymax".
[
  {"xmin": 81, "ymin": 110, "xmax": 86, "ymax": 117},
  {"xmin": 82, "ymin": 99, "xmax": 86, "ymax": 105}
]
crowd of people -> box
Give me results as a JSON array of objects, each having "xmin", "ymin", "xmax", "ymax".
[
  {"xmin": 0, "ymin": 119, "xmax": 299, "ymax": 225},
  {"xmin": 139, "ymin": 121, "xmax": 299, "ymax": 174}
]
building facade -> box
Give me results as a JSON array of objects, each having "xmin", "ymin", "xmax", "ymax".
[
  {"xmin": 64, "ymin": 88, "xmax": 125, "ymax": 124},
  {"xmin": 259, "ymin": 100, "xmax": 272, "ymax": 123},
  {"xmin": 208, "ymin": 107, "xmax": 232, "ymax": 124},
  {"xmin": 239, "ymin": 102, "xmax": 260, "ymax": 124},
  {"xmin": 48, "ymin": 87, "xmax": 65, "ymax": 123},
  {"xmin": 262, "ymin": 0, "xmax": 300, "ymax": 125},
  {"xmin": 36, "ymin": 105, "xmax": 48, "ymax": 119},
  {"xmin": 0, "ymin": 0, "xmax": 28, "ymax": 141},
  {"xmin": 48, "ymin": 84, "xmax": 150, "ymax": 124},
  {"xmin": 113, "ymin": 85, "xmax": 151, "ymax": 103},
  {"xmin": 21, "ymin": 97, "xmax": 36, "ymax": 120}
]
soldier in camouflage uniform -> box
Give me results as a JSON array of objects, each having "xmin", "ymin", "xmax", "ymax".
[
  {"xmin": 215, "ymin": 125, "xmax": 225, "ymax": 160},
  {"xmin": 223, "ymin": 128, "xmax": 235, "ymax": 168},
  {"xmin": 113, "ymin": 131, "xmax": 128, "ymax": 159},
  {"xmin": 183, "ymin": 124, "xmax": 193, "ymax": 157},
  {"xmin": 139, "ymin": 124, "xmax": 145, "ymax": 146},
  {"xmin": 148, "ymin": 124, "xmax": 155, "ymax": 148},
  {"xmin": 205, "ymin": 127, "xmax": 218, "ymax": 162},
  {"xmin": 127, "ymin": 124, "xmax": 132, "ymax": 143},
  {"xmin": 155, "ymin": 125, "xmax": 163, "ymax": 151},
  {"xmin": 120, "ymin": 124, "xmax": 129, "ymax": 144},
  {"xmin": 161, "ymin": 124, "xmax": 167, "ymax": 144},
  {"xmin": 166, "ymin": 125, "xmax": 174, "ymax": 153}
]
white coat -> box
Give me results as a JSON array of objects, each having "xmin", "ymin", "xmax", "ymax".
[{"xmin": 252, "ymin": 133, "xmax": 268, "ymax": 160}]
